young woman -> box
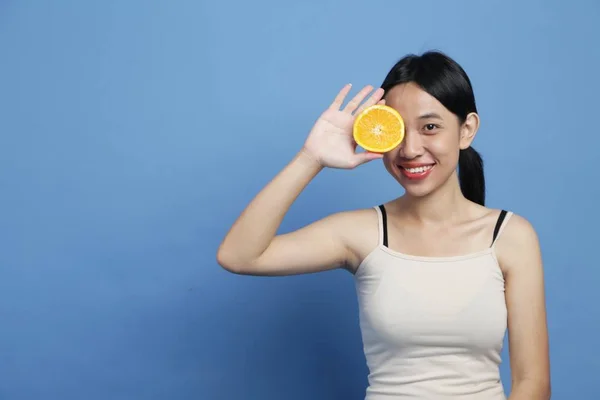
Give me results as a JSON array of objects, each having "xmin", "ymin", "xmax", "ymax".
[{"xmin": 216, "ymin": 51, "xmax": 550, "ymax": 400}]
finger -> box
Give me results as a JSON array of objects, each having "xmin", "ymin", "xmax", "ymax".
[
  {"xmin": 342, "ymin": 85, "xmax": 374, "ymax": 114},
  {"xmin": 377, "ymin": 98, "xmax": 386, "ymax": 105},
  {"xmin": 351, "ymin": 151, "xmax": 384, "ymax": 167},
  {"xmin": 329, "ymin": 83, "xmax": 353, "ymax": 110},
  {"xmin": 355, "ymin": 87, "xmax": 385, "ymax": 115}
]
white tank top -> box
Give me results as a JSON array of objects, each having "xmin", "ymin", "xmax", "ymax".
[{"xmin": 354, "ymin": 205, "xmax": 512, "ymax": 399}]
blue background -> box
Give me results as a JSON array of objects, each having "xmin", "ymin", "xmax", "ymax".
[{"xmin": 1, "ymin": 1, "xmax": 598, "ymax": 399}]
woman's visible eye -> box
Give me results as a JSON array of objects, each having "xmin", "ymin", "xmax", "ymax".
[{"xmin": 424, "ymin": 123, "xmax": 439, "ymax": 131}]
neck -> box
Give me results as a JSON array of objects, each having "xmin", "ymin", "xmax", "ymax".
[{"xmin": 397, "ymin": 171, "xmax": 468, "ymax": 223}]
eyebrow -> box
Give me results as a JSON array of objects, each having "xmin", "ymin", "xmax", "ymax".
[{"xmin": 418, "ymin": 112, "xmax": 443, "ymax": 120}]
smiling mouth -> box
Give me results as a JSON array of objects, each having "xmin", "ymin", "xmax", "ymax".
[{"xmin": 397, "ymin": 164, "xmax": 435, "ymax": 180}]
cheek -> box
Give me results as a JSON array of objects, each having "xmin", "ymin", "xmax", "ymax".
[
  {"xmin": 426, "ymin": 133, "xmax": 460, "ymax": 161},
  {"xmin": 382, "ymin": 151, "xmax": 397, "ymax": 173},
  {"xmin": 384, "ymin": 144, "xmax": 402, "ymax": 159}
]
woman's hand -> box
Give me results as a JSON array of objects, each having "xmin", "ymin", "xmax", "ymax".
[{"xmin": 302, "ymin": 84, "xmax": 385, "ymax": 169}]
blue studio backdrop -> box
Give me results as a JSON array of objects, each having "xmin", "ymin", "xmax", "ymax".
[{"xmin": 1, "ymin": 1, "xmax": 599, "ymax": 399}]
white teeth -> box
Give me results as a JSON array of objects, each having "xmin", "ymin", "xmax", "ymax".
[{"xmin": 404, "ymin": 165, "xmax": 433, "ymax": 173}]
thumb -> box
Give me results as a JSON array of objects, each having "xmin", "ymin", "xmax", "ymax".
[{"xmin": 352, "ymin": 151, "xmax": 384, "ymax": 167}]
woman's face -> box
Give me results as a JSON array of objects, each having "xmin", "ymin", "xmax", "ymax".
[{"xmin": 382, "ymin": 82, "xmax": 478, "ymax": 198}]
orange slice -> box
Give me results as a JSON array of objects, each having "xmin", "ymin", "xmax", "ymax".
[{"xmin": 353, "ymin": 105, "xmax": 405, "ymax": 153}]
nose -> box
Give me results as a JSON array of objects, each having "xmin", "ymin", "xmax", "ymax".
[{"xmin": 398, "ymin": 129, "xmax": 424, "ymax": 159}]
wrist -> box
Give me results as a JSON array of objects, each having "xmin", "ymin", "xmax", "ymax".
[{"xmin": 297, "ymin": 148, "xmax": 325, "ymax": 172}]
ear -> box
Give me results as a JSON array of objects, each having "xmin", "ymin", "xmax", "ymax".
[{"xmin": 459, "ymin": 112, "xmax": 480, "ymax": 150}]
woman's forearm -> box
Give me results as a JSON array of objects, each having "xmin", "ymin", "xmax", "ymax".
[{"xmin": 216, "ymin": 150, "xmax": 323, "ymax": 271}]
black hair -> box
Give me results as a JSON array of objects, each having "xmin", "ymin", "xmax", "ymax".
[{"xmin": 380, "ymin": 51, "xmax": 485, "ymax": 206}]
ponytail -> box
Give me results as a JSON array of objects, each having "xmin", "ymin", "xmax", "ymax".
[{"xmin": 458, "ymin": 147, "xmax": 485, "ymax": 206}]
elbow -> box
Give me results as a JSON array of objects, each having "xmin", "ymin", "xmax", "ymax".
[
  {"xmin": 536, "ymin": 382, "xmax": 551, "ymax": 400},
  {"xmin": 542, "ymin": 380, "xmax": 551, "ymax": 400},
  {"xmin": 216, "ymin": 247, "xmax": 251, "ymax": 275},
  {"xmin": 535, "ymin": 374, "xmax": 552, "ymax": 400},
  {"xmin": 216, "ymin": 249, "xmax": 239, "ymax": 273},
  {"xmin": 532, "ymin": 379, "xmax": 551, "ymax": 400},
  {"xmin": 512, "ymin": 377, "xmax": 551, "ymax": 400}
]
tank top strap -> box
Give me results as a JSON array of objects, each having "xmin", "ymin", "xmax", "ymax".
[
  {"xmin": 490, "ymin": 210, "xmax": 513, "ymax": 248},
  {"xmin": 374, "ymin": 205, "xmax": 389, "ymax": 247}
]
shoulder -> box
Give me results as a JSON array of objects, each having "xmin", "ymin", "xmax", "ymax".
[
  {"xmin": 325, "ymin": 206, "xmax": 380, "ymax": 241},
  {"xmin": 324, "ymin": 206, "xmax": 381, "ymax": 270},
  {"xmin": 498, "ymin": 211, "xmax": 539, "ymax": 248},
  {"xmin": 318, "ymin": 206, "xmax": 377, "ymax": 229},
  {"xmin": 494, "ymin": 211, "xmax": 542, "ymax": 275},
  {"xmin": 309, "ymin": 206, "xmax": 379, "ymax": 245}
]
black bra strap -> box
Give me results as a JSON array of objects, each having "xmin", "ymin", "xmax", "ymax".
[
  {"xmin": 491, "ymin": 210, "xmax": 508, "ymax": 246},
  {"xmin": 378, "ymin": 204, "xmax": 388, "ymax": 247}
]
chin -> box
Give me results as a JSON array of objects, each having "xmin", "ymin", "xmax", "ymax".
[{"xmin": 400, "ymin": 182, "xmax": 438, "ymax": 199}]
